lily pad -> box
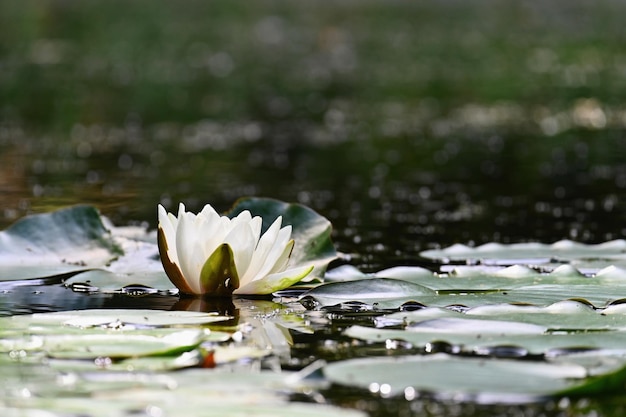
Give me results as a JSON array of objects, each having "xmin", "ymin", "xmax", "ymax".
[
  {"xmin": 322, "ymin": 353, "xmax": 626, "ymax": 402},
  {"xmin": 339, "ymin": 300, "xmax": 626, "ymax": 357},
  {"xmin": 302, "ymin": 263, "xmax": 626, "ymax": 309},
  {"xmin": 0, "ymin": 206, "xmax": 122, "ymax": 281},
  {"xmin": 420, "ymin": 240, "xmax": 626, "ymax": 270},
  {"xmin": 0, "ymin": 309, "xmax": 235, "ymax": 359},
  {"xmin": 62, "ymin": 269, "xmax": 174, "ymax": 293},
  {"xmin": 300, "ymin": 278, "xmax": 436, "ymax": 309},
  {"xmin": 344, "ymin": 324, "xmax": 626, "ymax": 357},
  {"xmin": 0, "ymin": 364, "xmax": 366, "ymax": 417},
  {"xmin": 2, "ymin": 308, "xmax": 232, "ymax": 329}
]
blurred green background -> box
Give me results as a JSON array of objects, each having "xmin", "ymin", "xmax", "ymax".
[{"xmin": 1, "ymin": 0, "xmax": 626, "ymax": 270}]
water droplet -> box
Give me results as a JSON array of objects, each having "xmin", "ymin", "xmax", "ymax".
[
  {"xmin": 121, "ymin": 285, "xmax": 157, "ymax": 297},
  {"xmin": 9, "ymin": 350, "xmax": 27, "ymax": 360},
  {"xmin": 545, "ymin": 347, "xmax": 597, "ymax": 358},
  {"xmin": 68, "ymin": 282, "xmax": 98, "ymax": 293},
  {"xmin": 299, "ymin": 296, "xmax": 319, "ymax": 310},
  {"xmin": 474, "ymin": 345, "xmax": 529, "ymax": 358},
  {"xmin": 105, "ymin": 319, "xmax": 125, "ymax": 330},
  {"xmin": 400, "ymin": 301, "xmax": 426, "ymax": 311},
  {"xmin": 339, "ymin": 301, "xmax": 372, "ymax": 312},
  {"xmin": 374, "ymin": 317, "xmax": 404, "ymax": 328},
  {"xmin": 94, "ymin": 356, "xmax": 112, "ymax": 368},
  {"xmin": 446, "ymin": 304, "xmax": 470, "ymax": 313}
]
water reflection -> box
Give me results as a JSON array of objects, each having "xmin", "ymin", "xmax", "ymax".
[
  {"xmin": 0, "ymin": 285, "xmax": 109, "ymax": 316},
  {"xmin": 172, "ymin": 295, "xmax": 238, "ymax": 316}
]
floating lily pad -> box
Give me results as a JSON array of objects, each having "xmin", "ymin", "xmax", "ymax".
[
  {"xmin": 0, "ymin": 206, "xmax": 122, "ymax": 281},
  {"xmin": 338, "ymin": 300, "xmax": 626, "ymax": 357},
  {"xmin": 47, "ymin": 345, "xmax": 270, "ymax": 372},
  {"xmin": 0, "ymin": 205, "xmax": 172, "ymax": 293},
  {"xmin": 420, "ymin": 240, "xmax": 626, "ymax": 270},
  {"xmin": 0, "ymin": 364, "xmax": 365, "ymax": 417},
  {"xmin": 302, "ymin": 264, "xmax": 626, "ymax": 309},
  {"xmin": 322, "ymin": 353, "xmax": 626, "ymax": 402},
  {"xmin": 63, "ymin": 269, "xmax": 174, "ymax": 293},
  {"xmin": 300, "ymin": 278, "xmax": 437, "ymax": 309},
  {"xmin": 0, "ymin": 309, "xmax": 235, "ymax": 360},
  {"xmin": 345, "ymin": 325, "xmax": 626, "ymax": 357},
  {"xmin": 3, "ymin": 308, "xmax": 232, "ymax": 328},
  {"xmin": 36, "ymin": 331, "xmax": 205, "ymax": 359}
]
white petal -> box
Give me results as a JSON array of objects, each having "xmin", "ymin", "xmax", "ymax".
[
  {"xmin": 199, "ymin": 204, "xmax": 219, "ymax": 219},
  {"xmin": 223, "ymin": 221, "xmax": 256, "ymax": 277},
  {"xmin": 175, "ymin": 212, "xmax": 203, "ymax": 294},
  {"xmin": 231, "ymin": 210, "xmax": 252, "ymax": 228},
  {"xmin": 250, "ymin": 224, "xmax": 292, "ymax": 282},
  {"xmin": 177, "ymin": 202, "xmax": 187, "ymax": 217},
  {"xmin": 196, "ymin": 217, "xmax": 216, "ymax": 258},
  {"xmin": 267, "ymin": 239, "xmax": 294, "ymax": 275},
  {"xmin": 158, "ymin": 205, "xmax": 179, "ymax": 264},
  {"xmin": 241, "ymin": 216, "xmax": 283, "ymax": 283},
  {"xmin": 249, "ymin": 216, "xmax": 263, "ymax": 242}
]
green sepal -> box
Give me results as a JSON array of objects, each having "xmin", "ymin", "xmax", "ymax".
[{"xmin": 200, "ymin": 243, "xmax": 240, "ymax": 297}]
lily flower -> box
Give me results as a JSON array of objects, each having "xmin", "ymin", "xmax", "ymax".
[{"xmin": 157, "ymin": 203, "xmax": 313, "ymax": 296}]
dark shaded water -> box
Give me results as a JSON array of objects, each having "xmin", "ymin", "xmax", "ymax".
[
  {"xmin": 3, "ymin": 131, "xmax": 626, "ymax": 272},
  {"xmin": 2, "ymin": 1, "xmax": 626, "ymax": 416}
]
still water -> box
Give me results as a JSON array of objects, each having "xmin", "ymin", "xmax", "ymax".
[{"xmin": 2, "ymin": 1, "xmax": 626, "ymax": 416}]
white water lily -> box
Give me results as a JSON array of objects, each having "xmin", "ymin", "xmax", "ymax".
[{"xmin": 157, "ymin": 203, "xmax": 314, "ymax": 296}]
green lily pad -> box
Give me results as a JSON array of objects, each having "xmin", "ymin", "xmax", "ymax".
[
  {"xmin": 0, "ymin": 206, "xmax": 122, "ymax": 281},
  {"xmin": 300, "ymin": 278, "xmax": 437, "ymax": 309},
  {"xmin": 47, "ymin": 344, "xmax": 270, "ymax": 372},
  {"xmin": 345, "ymin": 323, "xmax": 626, "ymax": 357},
  {"xmin": 302, "ymin": 263, "xmax": 626, "ymax": 309},
  {"xmin": 322, "ymin": 353, "xmax": 626, "ymax": 402},
  {"xmin": 62, "ymin": 269, "xmax": 174, "ymax": 293},
  {"xmin": 387, "ymin": 300, "xmax": 626, "ymax": 330},
  {"xmin": 0, "ymin": 309, "xmax": 235, "ymax": 359},
  {"xmin": 0, "ymin": 364, "xmax": 365, "ymax": 417},
  {"xmin": 37, "ymin": 330, "xmax": 205, "ymax": 359},
  {"xmin": 0, "ymin": 205, "xmax": 172, "ymax": 293},
  {"xmin": 2, "ymin": 308, "xmax": 232, "ymax": 329},
  {"xmin": 341, "ymin": 300, "xmax": 626, "ymax": 357},
  {"xmin": 420, "ymin": 240, "xmax": 626, "ymax": 270},
  {"xmin": 226, "ymin": 197, "xmax": 337, "ymax": 280}
]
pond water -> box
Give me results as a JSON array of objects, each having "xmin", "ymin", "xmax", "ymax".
[{"xmin": 2, "ymin": 1, "xmax": 626, "ymax": 416}]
